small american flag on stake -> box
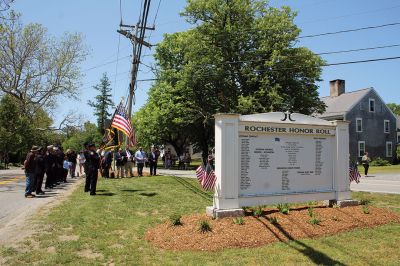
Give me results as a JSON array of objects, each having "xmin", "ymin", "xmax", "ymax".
[
  {"xmin": 202, "ymin": 167, "xmax": 216, "ymax": 191},
  {"xmin": 196, "ymin": 165, "xmax": 205, "ymax": 183},
  {"xmin": 349, "ymin": 162, "xmax": 361, "ymax": 184}
]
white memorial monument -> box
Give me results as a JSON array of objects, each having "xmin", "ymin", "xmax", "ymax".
[{"xmin": 207, "ymin": 112, "xmax": 354, "ymax": 218}]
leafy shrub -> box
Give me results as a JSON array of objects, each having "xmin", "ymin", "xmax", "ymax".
[
  {"xmin": 332, "ymin": 203, "xmax": 339, "ymax": 209},
  {"xmin": 268, "ymin": 216, "xmax": 279, "ymax": 225},
  {"xmin": 253, "ymin": 206, "xmax": 263, "ymax": 217},
  {"xmin": 233, "ymin": 217, "xmax": 244, "ymax": 225},
  {"xmin": 277, "ymin": 203, "xmax": 290, "ymax": 214},
  {"xmin": 359, "ymin": 199, "xmax": 371, "ymax": 205},
  {"xmin": 169, "ymin": 214, "xmax": 182, "ymax": 226},
  {"xmin": 362, "ymin": 205, "xmax": 370, "ymax": 214},
  {"xmin": 307, "ymin": 207, "xmax": 314, "ymax": 217},
  {"xmin": 309, "ymin": 216, "xmax": 321, "ymax": 225},
  {"xmin": 370, "ymin": 158, "xmax": 391, "ymax": 166},
  {"xmin": 199, "ymin": 220, "xmax": 212, "ymax": 233}
]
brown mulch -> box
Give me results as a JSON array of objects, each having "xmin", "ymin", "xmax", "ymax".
[{"xmin": 145, "ymin": 205, "xmax": 400, "ymax": 251}]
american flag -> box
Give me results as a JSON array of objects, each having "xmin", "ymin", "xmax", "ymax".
[
  {"xmin": 196, "ymin": 164, "xmax": 216, "ymax": 191},
  {"xmin": 196, "ymin": 165, "xmax": 205, "ymax": 183},
  {"xmin": 349, "ymin": 162, "xmax": 361, "ymax": 184},
  {"xmin": 202, "ymin": 168, "xmax": 216, "ymax": 191},
  {"xmin": 111, "ymin": 102, "xmax": 136, "ymax": 146}
]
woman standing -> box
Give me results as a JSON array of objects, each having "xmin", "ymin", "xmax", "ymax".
[{"xmin": 361, "ymin": 152, "xmax": 371, "ymax": 177}]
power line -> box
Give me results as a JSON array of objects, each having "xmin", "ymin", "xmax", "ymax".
[
  {"xmin": 299, "ymin": 22, "xmax": 400, "ymax": 39},
  {"xmin": 134, "ymin": 55, "xmax": 400, "ymax": 82},
  {"xmin": 83, "ymin": 55, "xmax": 130, "ymax": 72}
]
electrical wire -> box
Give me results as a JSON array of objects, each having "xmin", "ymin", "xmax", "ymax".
[{"xmin": 299, "ymin": 22, "xmax": 400, "ymax": 38}]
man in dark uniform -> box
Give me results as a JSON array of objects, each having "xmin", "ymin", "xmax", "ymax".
[
  {"xmin": 44, "ymin": 145, "xmax": 56, "ymax": 189},
  {"xmin": 84, "ymin": 143, "xmax": 100, "ymax": 195},
  {"xmin": 34, "ymin": 147, "xmax": 46, "ymax": 195}
]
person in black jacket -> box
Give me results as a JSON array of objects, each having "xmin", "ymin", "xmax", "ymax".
[
  {"xmin": 34, "ymin": 147, "xmax": 46, "ymax": 195},
  {"xmin": 102, "ymin": 150, "xmax": 112, "ymax": 178},
  {"xmin": 44, "ymin": 145, "xmax": 56, "ymax": 189},
  {"xmin": 114, "ymin": 148, "xmax": 125, "ymax": 178},
  {"xmin": 84, "ymin": 143, "xmax": 100, "ymax": 195}
]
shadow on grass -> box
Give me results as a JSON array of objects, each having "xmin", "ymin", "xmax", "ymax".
[
  {"xmin": 256, "ymin": 217, "xmax": 345, "ymax": 266},
  {"xmin": 96, "ymin": 192, "xmax": 116, "ymax": 196},
  {"xmin": 120, "ymin": 189, "xmax": 143, "ymax": 193},
  {"xmin": 139, "ymin": 192, "xmax": 157, "ymax": 197}
]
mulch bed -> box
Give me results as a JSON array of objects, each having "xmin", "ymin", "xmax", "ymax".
[{"xmin": 145, "ymin": 205, "xmax": 400, "ymax": 251}]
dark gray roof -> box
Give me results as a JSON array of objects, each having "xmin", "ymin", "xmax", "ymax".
[{"xmin": 318, "ymin": 88, "xmax": 372, "ymax": 118}]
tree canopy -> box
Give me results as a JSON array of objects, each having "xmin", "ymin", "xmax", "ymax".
[
  {"xmin": 134, "ymin": 0, "xmax": 326, "ymax": 159},
  {"xmin": 387, "ymin": 103, "xmax": 400, "ymax": 116},
  {"xmin": 0, "ymin": 14, "xmax": 87, "ymax": 116}
]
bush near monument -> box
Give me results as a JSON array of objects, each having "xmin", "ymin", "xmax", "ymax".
[{"xmin": 370, "ymin": 158, "xmax": 391, "ymax": 166}]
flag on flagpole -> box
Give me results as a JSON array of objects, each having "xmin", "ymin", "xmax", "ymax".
[
  {"xmin": 111, "ymin": 102, "xmax": 137, "ymax": 146},
  {"xmin": 349, "ymin": 162, "xmax": 361, "ymax": 183}
]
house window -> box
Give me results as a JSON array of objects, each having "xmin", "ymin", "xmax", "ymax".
[
  {"xmin": 398, "ymin": 135, "xmax": 400, "ymax": 143},
  {"xmin": 369, "ymin": 98, "xmax": 375, "ymax": 112},
  {"xmin": 386, "ymin": 142, "xmax": 393, "ymax": 157},
  {"xmin": 356, "ymin": 118, "xmax": 363, "ymax": 132},
  {"xmin": 384, "ymin": 120, "xmax": 390, "ymax": 133},
  {"xmin": 358, "ymin": 141, "xmax": 365, "ymax": 157}
]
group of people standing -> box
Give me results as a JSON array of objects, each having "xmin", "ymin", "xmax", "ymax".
[
  {"xmin": 23, "ymin": 145, "xmax": 78, "ymax": 198},
  {"xmin": 112, "ymin": 146, "xmax": 160, "ymax": 178}
]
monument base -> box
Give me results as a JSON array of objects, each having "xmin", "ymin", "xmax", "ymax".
[
  {"xmin": 324, "ymin": 199, "xmax": 359, "ymax": 208},
  {"xmin": 206, "ymin": 206, "xmax": 244, "ymax": 219}
]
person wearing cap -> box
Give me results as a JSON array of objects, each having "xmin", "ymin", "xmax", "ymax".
[
  {"xmin": 135, "ymin": 147, "xmax": 146, "ymax": 177},
  {"xmin": 24, "ymin": 146, "xmax": 39, "ymax": 198},
  {"xmin": 84, "ymin": 143, "xmax": 100, "ymax": 195}
]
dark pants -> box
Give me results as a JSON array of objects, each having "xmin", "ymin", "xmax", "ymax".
[
  {"xmin": 149, "ymin": 162, "xmax": 157, "ymax": 175},
  {"xmin": 363, "ymin": 164, "xmax": 369, "ymax": 176},
  {"xmin": 35, "ymin": 172, "xmax": 45, "ymax": 193},
  {"xmin": 103, "ymin": 166, "xmax": 110, "ymax": 178},
  {"xmin": 45, "ymin": 169, "xmax": 54, "ymax": 188},
  {"xmin": 85, "ymin": 170, "xmax": 98, "ymax": 194},
  {"xmin": 137, "ymin": 163, "xmax": 144, "ymax": 176}
]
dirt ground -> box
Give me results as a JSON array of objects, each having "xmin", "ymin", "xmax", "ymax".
[{"xmin": 146, "ymin": 205, "xmax": 400, "ymax": 251}]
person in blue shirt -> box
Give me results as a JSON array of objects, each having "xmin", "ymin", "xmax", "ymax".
[{"xmin": 135, "ymin": 147, "xmax": 146, "ymax": 177}]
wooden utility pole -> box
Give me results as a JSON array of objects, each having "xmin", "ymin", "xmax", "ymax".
[
  {"xmin": 117, "ymin": 24, "xmax": 154, "ymax": 118},
  {"xmin": 117, "ymin": 0, "xmax": 154, "ymax": 145}
]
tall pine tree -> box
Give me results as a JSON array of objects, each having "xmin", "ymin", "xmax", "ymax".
[{"xmin": 88, "ymin": 73, "xmax": 114, "ymax": 134}]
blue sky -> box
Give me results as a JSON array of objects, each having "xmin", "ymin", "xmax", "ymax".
[{"xmin": 11, "ymin": 0, "xmax": 400, "ymax": 125}]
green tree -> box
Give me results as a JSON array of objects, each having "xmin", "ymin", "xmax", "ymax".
[
  {"xmin": 0, "ymin": 94, "xmax": 56, "ymax": 161},
  {"xmin": 62, "ymin": 122, "xmax": 102, "ymax": 152},
  {"xmin": 136, "ymin": 0, "xmax": 325, "ymax": 160},
  {"xmin": 88, "ymin": 73, "xmax": 114, "ymax": 135},
  {"xmin": 387, "ymin": 103, "xmax": 400, "ymax": 115}
]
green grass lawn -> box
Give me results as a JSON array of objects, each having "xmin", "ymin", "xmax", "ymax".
[
  {"xmin": 1, "ymin": 177, "xmax": 400, "ymax": 265},
  {"xmin": 358, "ymin": 164, "xmax": 400, "ymax": 174}
]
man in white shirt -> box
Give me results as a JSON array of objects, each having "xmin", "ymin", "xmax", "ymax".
[
  {"xmin": 124, "ymin": 146, "xmax": 134, "ymax": 177},
  {"xmin": 135, "ymin": 147, "xmax": 146, "ymax": 177}
]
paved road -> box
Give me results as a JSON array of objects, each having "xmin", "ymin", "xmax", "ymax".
[
  {"xmin": 350, "ymin": 173, "xmax": 400, "ymax": 194},
  {"xmin": 0, "ymin": 168, "xmax": 82, "ymax": 245},
  {"xmin": 158, "ymin": 169, "xmax": 400, "ymax": 194}
]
